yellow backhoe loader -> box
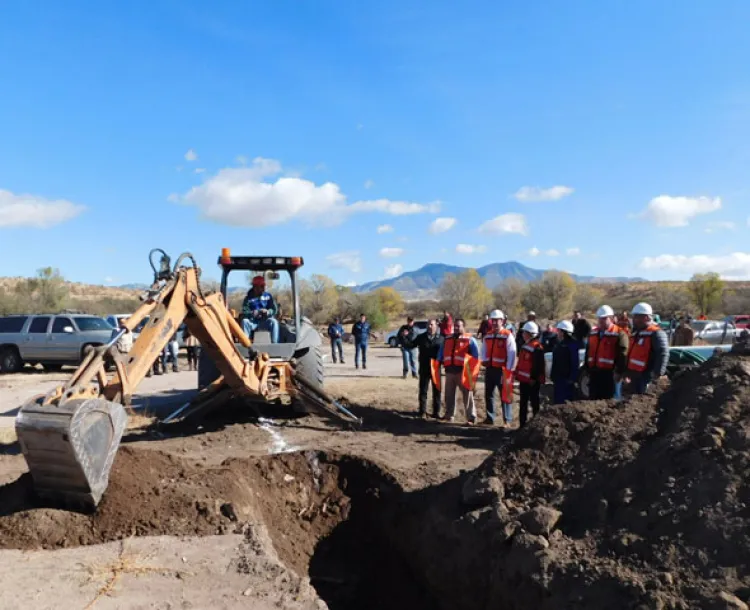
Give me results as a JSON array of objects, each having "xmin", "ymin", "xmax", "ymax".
[{"xmin": 14, "ymin": 248, "xmax": 360, "ymax": 509}]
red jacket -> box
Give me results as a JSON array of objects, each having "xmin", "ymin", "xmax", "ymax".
[{"xmin": 439, "ymin": 314, "xmax": 454, "ymax": 336}]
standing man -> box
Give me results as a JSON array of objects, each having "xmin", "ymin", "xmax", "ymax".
[
  {"xmin": 625, "ymin": 302, "xmax": 669, "ymax": 394},
  {"xmin": 241, "ymin": 276, "xmax": 279, "ymax": 343},
  {"xmin": 397, "ymin": 317, "xmax": 418, "ymax": 379},
  {"xmin": 585, "ymin": 305, "xmax": 629, "ymax": 400},
  {"xmin": 672, "ymin": 317, "xmax": 695, "ymax": 346},
  {"xmin": 481, "ymin": 309, "xmax": 516, "ymax": 427},
  {"xmin": 439, "ymin": 310, "xmax": 454, "ymax": 336},
  {"xmin": 477, "ymin": 314, "xmax": 491, "ymax": 340},
  {"xmin": 572, "ymin": 311, "xmax": 591, "ymax": 347},
  {"xmin": 328, "ymin": 317, "xmax": 345, "ymax": 364},
  {"xmin": 515, "ymin": 321, "xmax": 546, "ymax": 428},
  {"xmin": 437, "ymin": 318, "xmax": 481, "ymax": 425},
  {"xmin": 352, "ymin": 313, "xmax": 371, "ymax": 370},
  {"xmin": 414, "ymin": 319, "xmax": 443, "ymax": 418}
]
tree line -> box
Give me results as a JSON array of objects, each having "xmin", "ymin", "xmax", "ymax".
[{"xmin": 0, "ymin": 266, "xmax": 745, "ymax": 329}]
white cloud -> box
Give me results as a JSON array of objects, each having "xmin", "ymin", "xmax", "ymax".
[
  {"xmin": 185, "ymin": 148, "xmax": 198, "ymax": 161},
  {"xmin": 236, "ymin": 155, "xmax": 248, "ymax": 166},
  {"xmin": 104, "ymin": 276, "xmax": 114, "ymax": 284},
  {"xmin": 349, "ymin": 198, "xmax": 440, "ymax": 215},
  {"xmin": 456, "ymin": 244, "xmax": 487, "ymax": 255},
  {"xmin": 566, "ymin": 247, "xmax": 581, "ymax": 256},
  {"xmin": 326, "ymin": 251, "xmax": 362, "ymax": 273},
  {"xmin": 478, "ymin": 213, "xmax": 529, "ymax": 236},
  {"xmin": 637, "ymin": 195, "xmax": 721, "ymax": 227},
  {"xmin": 428, "ymin": 217, "xmax": 457, "ymax": 234},
  {"xmin": 546, "ymin": 249, "xmax": 560, "ymax": 256},
  {"xmin": 528, "ymin": 247, "xmax": 541, "ymax": 257},
  {"xmin": 0, "ymin": 189, "xmax": 86, "ymax": 228},
  {"xmin": 704, "ymin": 221, "xmax": 736, "ymax": 233},
  {"xmin": 513, "ymin": 185, "xmax": 574, "ymax": 202},
  {"xmin": 195, "ymin": 168, "xmax": 206, "ymax": 174},
  {"xmin": 173, "ymin": 157, "xmax": 438, "ymax": 228},
  {"xmin": 377, "ymin": 224, "xmax": 394, "ymax": 234},
  {"xmin": 379, "ymin": 247, "xmax": 404, "ymax": 258},
  {"xmin": 344, "ymin": 280, "xmax": 357, "ymax": 287},
  {"xmin": 364, "ymin": 179, "xmax": 375, "ymax": 189},
  {"xmin": 638, "ymin": 252, "xmax": 750, "ymax": 279},
  {"xmin": 383, "ymin": 264, "xmax": 403, "ymax": 279}
]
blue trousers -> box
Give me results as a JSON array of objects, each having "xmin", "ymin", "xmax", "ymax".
[
  {"xmin": 553, "ymin": 381, "xmax": 575, "ymax": 405},
  {"xmin": 401, "ymin": 347, "xmax": 417, "ymax": 376},
  {"xmin": 242, "ymin": 317, "xmax": 279, "ymax": 343},
  {"xmin": 330, "ymin": 338, "xmax": 344, "ymax": 362},
  {"xmin": 355, "ymin": 341, "xmax": 367, "ymax": 367}
]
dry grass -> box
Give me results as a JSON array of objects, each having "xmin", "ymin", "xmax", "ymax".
[{"xmin": 78, "ymin": 539, "xmax": 191, "ymax": 609}]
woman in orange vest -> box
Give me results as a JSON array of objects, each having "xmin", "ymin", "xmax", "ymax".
[{"xmin": 516, "ymin": 321, "xmax": 545, "ymax": 427}]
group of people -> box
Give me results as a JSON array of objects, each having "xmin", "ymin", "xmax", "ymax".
[{"xmin": 329, "ymin": 301, "xmax": 670, "ymax": 428}]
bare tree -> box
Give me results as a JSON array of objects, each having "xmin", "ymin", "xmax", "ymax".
[
  {"xmin": 492, "ymin": 278, "xmax": 527, "ymax": 321},
  {"xmin": 439, "ymin": 269, "xmax": 492, "ymax": 318},
  {"xmin": 522, "ymin": 271, "xmax": 576, "ymax": 319}
]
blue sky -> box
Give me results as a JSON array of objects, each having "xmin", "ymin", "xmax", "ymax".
[{"xmin": 1, "ymin": 0, "xmax": 749, "ymax": 287}]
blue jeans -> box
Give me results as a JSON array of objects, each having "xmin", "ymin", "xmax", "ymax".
[
  {"xmin": 614, "ymin": 380, "xmax": 623, "ymax": 400},
  {"xmin": 161, "ymin": 340, "xmax": 179, "ymax": 371},
  {"xmin": 242, "ymin": 317, "xmax": 279, "ymax": 343},
  {"xmin": 331, "ymin": 338, "xmax": 344, "ymax": 362},
  {"xmin": 401, "ymin": 347, "xmax": 417, "ymax": 376},
  {"xmin": 484, "ymin": 367, "xmax": 513, "ymax": 423},
  {"xmin": 355, "ymin": 341, "xmax": 367, "ymax": 367}
]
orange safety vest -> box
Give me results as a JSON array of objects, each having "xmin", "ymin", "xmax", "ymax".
[
  {"xmin": 627, "ymin": 324, "xmax": 661, "ymax": 373},
  {"xmin": 587, "ymin": 324, "xmax": 623, "ymax": 370},
  {"xmin": 516, "ymin": 339, "xmax": 544, "ymax": 384},
  {"xmin": 482, "ymin": 330, "xmax": 511, "ymax": 368},
  {"xmin": 442, "ymin": 334, "xmax": 472, "ymax": 368}
]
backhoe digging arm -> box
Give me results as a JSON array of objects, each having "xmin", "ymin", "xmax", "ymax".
[{"xmin": 13, "ymin": 251, "xmax": 356, "ymax": 510}]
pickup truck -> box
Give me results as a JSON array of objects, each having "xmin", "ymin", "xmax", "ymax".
[{"xmin": 0, "ymin": 314, "xmax": 115, "ymax": 373}]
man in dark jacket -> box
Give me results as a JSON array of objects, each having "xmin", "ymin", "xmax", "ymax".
[
  {"xmin": 550, "ymin": 321, "xmax": 580, "ymax": 404},
  {"xmin": 352, "ymin": 313, "xmax": 371, "ymax": 370},
  {"xmin": 414, "ymin": 319, "xmax": 443, "ymax": 418},
  {"xmin": 327, "ymin": 317, "xmax": 345, "ymax": 364},
  {"xmin": 397, "ymin": 317, "xmax": 418, "ymax": 378},
  {"xmin": 572, "ymin": 311, "xmax": 591, "ymax": 347}
]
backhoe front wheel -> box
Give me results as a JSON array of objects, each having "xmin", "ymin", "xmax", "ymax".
[{"xmin": 292, "ymin": 345, "xmax": 324, "ymax": 414}]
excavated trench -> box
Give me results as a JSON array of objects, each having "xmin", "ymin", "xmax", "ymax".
[{"xmin": 0, "ymin": 447, "xmax": 442, "ymax": 609}]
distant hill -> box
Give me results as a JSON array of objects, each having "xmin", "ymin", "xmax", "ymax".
[{"xmin": 353, "ymin": 261, "xmax": 645, "ymax": 298}]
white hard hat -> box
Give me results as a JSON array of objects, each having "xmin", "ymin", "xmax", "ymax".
[
  {"xmin": 556, "ymin": 320, "xmax": 574, "ymax": 333},
  {"xmin": 522, "ymin": 321, "xmax": 539, "ymax": 335},
  {"xmin": 596, "ymin": 305, "xmax": 614, "ymax": 318},
  {"xmin": 489, "ymin": 309, "xmax": 505, "ymax": 320},
  {"xmin": 631, "ymin": 302, "xmax": 653, "ymax": 316},
  {"xmin": 528, "ymin": 311, "xmax": 536, "ymax": 316}
]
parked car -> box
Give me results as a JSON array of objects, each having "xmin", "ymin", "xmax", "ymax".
[
  {"xmin": 690, "ymin": 320, "xmax": 741, "ymax": 345},
  {"xmin": 724, "ymin": 315, "xmax": 750, "ymax": 330},
  {"xmin": 384, "ymin": 320, "xmax": 429, "ymax": 347},
  {"xmin": 104, "ymin": 314, "xmax": 186, "ymax": 349},
  {"xmin": 0, "ymin": 314, "xmax": 116, "ymax": 373}
]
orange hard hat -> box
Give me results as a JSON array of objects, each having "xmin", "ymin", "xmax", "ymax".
[{"xmin": 252, "ymin": 275, "xmax": 265, "ymax": 287}]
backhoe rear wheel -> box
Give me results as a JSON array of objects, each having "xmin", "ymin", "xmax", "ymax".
[{"xmin": 294, "ymin": 344, "xmax": 324, "ymax": 393}]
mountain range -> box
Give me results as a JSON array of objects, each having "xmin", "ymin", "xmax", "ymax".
[
  {"xmin": 118, "ymin": 261, "xmax": 645, "ymax": 299},
  {"xmin": 350, "ymin": 262, "xmax": 645, "ymax": 298}
]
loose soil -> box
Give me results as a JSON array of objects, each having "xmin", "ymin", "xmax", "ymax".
[{"xmin": 2, "ymin": 349, "xmax": 750, "ymax": 609}]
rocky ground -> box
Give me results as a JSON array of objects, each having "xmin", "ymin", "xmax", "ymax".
[{"xmin": 1, "ymin": 344, "xmax": 749, "ymax": 609}]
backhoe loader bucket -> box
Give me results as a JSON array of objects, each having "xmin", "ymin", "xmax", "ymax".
[{"xmin": 15, "ymin": 397, "xmax": 128, "ymax": 509}]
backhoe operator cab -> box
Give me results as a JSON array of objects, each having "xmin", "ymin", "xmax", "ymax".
[{"xmin": 198, "ymin": 249, "xmax": 324, "ymax": 393}]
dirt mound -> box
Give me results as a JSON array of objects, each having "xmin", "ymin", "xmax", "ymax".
[{"xmin": 386, "ymin": 353, "xmax": 750, "ymax": 610}]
